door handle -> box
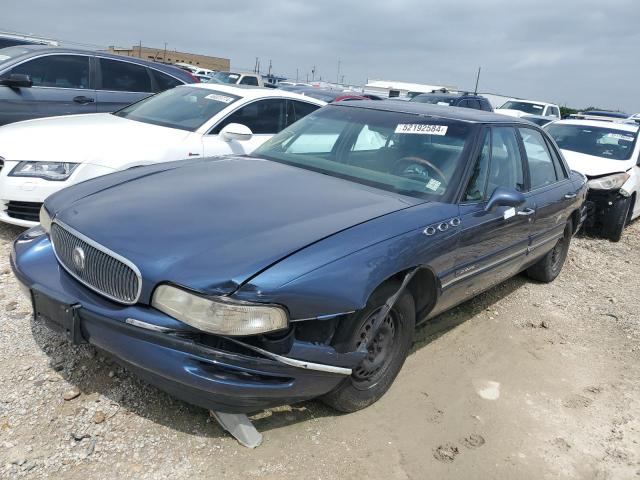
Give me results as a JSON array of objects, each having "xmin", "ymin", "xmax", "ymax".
[
  {"xmin": 564, "ymin": 193, "xmax": 577, "ymax": 199},
  {"xmin": 517, "ymin": 208, "xmax": 536, "ymax": 216},
  {"xmin": 73, "ymin": 96, "xmax": 95, "ymax": 104}
]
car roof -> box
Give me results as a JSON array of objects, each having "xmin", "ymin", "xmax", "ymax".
[
  {"xmin": 551, "ymin": 119, "xmax": 639, "ymax": 132},
  {"xmin": 181, "ymin": 82, "xmax": 327, "ymax": 104},
  {"xmin": 414, "ymin": 92, "xmax": 485, "ymax": 99},
  {"xmin": 331, "ymin": 100, "xmax": 533, "ymax": 125},
  {"xmin": 1, "ymin": 45, "xmax": 194, "ymax": 81},
  {"xmin": 503, "ymin": 99, "xmax": 555, "ymax": 107}
]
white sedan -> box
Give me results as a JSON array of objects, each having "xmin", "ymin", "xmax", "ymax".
[
  {"xmin": 545, "ymin": 119, "xmax": 640, "ymax": 241},
  {"xmin": 0, "ymin": 84, "xmax": 325, "ymax": 227}
]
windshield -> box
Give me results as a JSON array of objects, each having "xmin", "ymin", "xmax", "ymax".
[
  {"xmin": 252, "ymin": 105, "xmax": 473, "ymax": 200},
  {"xmin": 500, "ymin": 101, "xmax": 545, "ymax": 114},
  {"xmin": 209, "ymin": 72, "xmax": 241, "ymax": 84},
  {"xmin": 545, "ymin": 123, "xmax": 638, "ymax": 161},
  {"xmin": 410, "ymin": 95, "xmax": 457, "ymax": 106},
  {"xmin": 114, "ymin": 86, "xmax": 240, "ymax": 131},
  {"xmin": 0, "ymin": 46, "xmax": 32, "ymax": 65}
]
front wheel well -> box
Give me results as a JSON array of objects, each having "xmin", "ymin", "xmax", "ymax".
[{"xmin": 374, "ymin": 267, "xmax": 439, "ymax": 322}]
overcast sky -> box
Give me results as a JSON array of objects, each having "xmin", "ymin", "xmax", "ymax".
[{"xmin": 4, "ymin": 0, "xmax": 640, "ymax": 111}]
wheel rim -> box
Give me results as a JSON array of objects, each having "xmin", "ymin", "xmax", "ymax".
[{"xmin": 352, "ymin": 308, "xmax": 399, "ymax": 386}]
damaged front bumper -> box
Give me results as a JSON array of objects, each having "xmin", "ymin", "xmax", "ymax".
[
  {"xmin": 11, "ymin": 230, "xmax": 362, "ymax": 413},
  {"xmin": 583, "ymin": 188, "xmax": 628, "ymax": 233}
]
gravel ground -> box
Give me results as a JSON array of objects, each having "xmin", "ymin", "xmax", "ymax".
[{"xmin": 0, "ymin": 221, "xmax": 638, "ymax": 479}]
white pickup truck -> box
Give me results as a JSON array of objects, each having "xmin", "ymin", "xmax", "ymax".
[
  {"xmin": 496, "ymin": 99, "xmax": 561, "ymax": 119},
  {"xmin": 209, "ymin": 71, "xmax": 264, "ymax": 87}
]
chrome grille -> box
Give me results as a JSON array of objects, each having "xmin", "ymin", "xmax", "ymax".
[{"xmin": 50, "ymin": 222, "xmax": 141, "ymax": 304}]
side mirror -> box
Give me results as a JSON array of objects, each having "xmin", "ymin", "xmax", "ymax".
[
  {"xmin": 0, "ymin": 74, "xmax": 33, "ymax": 88},
  {"xmin": 219, "ymin": 123, "xmax": 253, "ymax": 142},
  {"xmin": 485, "ymin": 187, "xmax": 526, "ymax": 212}
]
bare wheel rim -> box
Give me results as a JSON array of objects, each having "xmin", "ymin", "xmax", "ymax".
[{"xmin": 352, "ymin": 308, "xmax": 401, "ymax": 387}]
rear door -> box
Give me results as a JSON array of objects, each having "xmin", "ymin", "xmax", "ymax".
[
  {"xmin": 0, "ymin": 53, "xmax": 95, "ymax": 124},
  {"xmin": 518, "ymin": 127, "xmax": 574, "ymax": 256},
  {"xmin": 95, "ymin": 57, "xmax": 155, "ymax": 112},
  {"xmin": 443, "ymin": 126, "xmax": 535, "ymax": 300}
]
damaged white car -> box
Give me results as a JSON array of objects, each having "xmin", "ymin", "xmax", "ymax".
[{"xmin": 545, "ymin": 119, "xmax": 639, "ymax": 241}]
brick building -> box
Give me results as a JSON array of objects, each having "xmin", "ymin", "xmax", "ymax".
[{"xmin": 106, "ymin": 45, "xmax": 230, "ymax": 72}]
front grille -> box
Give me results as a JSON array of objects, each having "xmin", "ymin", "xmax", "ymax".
[
  {"xmin": 6, "ymin": 201, "xmax": 42, "ymax": 222},
  {"xmin": 51, "ymin": 222, "xmax": 141, "ymax": 304}
]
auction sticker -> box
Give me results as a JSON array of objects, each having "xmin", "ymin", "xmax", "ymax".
[
  {"xmin": 395, "ymin": 124, "xmax": 448, "ymax": 135},
  {"xmin": 205, "ymin": 94, "xmax": 235, "ymax": 103},
  {"xmin": 426, "ymin": 179, "xmax": 442, "ymax": 191},
  {"xmin": 607, "ymin": 133, "xmax": 635, "ymax": 142}
]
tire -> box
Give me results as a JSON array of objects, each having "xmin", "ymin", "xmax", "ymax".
[
  {"xmin": 604, "ymin": 196, "xmax": 632, "ymax": 243},
  {"xmin": 321, "ymin": 283, "xmax": 415, "ymax": 413},
  {"xmin": 526, "ymin": 221, "xmax": 572, "ymax": 283}
]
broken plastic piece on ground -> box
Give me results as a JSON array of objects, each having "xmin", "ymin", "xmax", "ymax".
[{"xmin": 210, "ymin": 410, "xmax": 263, "ymax": 448}]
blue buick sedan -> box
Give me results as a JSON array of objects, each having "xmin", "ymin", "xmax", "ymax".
[{"xmin": 11, "ymin": 102, "xmax": 587, "ymax": 415}]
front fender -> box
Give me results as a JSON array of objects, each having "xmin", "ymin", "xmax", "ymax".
[{"xmin": 233, "ymin": 204, "xmax": 460, "ymax": 320}]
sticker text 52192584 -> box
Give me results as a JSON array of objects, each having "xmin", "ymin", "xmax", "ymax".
[{"xmin": 395, "ymin": 124, "xmax": 448, "ymax": 135}]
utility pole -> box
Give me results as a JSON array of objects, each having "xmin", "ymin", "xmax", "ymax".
[
  {"xmin": 311, "ymin": 66, "xmax": 315, "ymax": 81},
  {"xmin": 254, "ymin": 57, "xmax": 258, "ymax": 73},
  {"xmin": 138, "ymin": 40, "xmax": 142, "ymax": 58},
  {"xmin": 268, "ymin": 59, "xmax": 272, "ymax": 76},
  {"xmin": 474, "ymin": 66, "xmax": 481, "ymax": 95},
  {"xmin": 163, "ymin": 42, "xmax": 167, "ymax": 62},
  {"xmin": 296, "ymin": 68, "xmax": 299, "ymax": 82},
  {"xmin": 336, "ymin": 58, "xmax": 340, "ymax": 85}
]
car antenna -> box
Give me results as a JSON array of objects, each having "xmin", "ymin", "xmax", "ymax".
[{"xmin": 474, "ymin": 66, "xmax": 481, "ymax": 95}]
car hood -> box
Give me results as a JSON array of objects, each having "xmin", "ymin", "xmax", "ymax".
[
  {"xmin": 560, "ymin": 149, "xmax": 635, "ymax": 177},
  {"xmin": 0, "ymin": 113, "xmax": 193, "ymax": 165},
  {"xmin": 50, "ymin": 156, "xmax": 419, "ymax": 302}
]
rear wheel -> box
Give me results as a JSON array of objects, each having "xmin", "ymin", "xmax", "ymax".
[
  {"xmin": 526, "ymin": 221, "xmax": 572, "ymax": 283},
  {"xmin": 321, "ymin": 283, "xmax": 415, "ymax": 413}
]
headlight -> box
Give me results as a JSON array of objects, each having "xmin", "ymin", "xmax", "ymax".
[
  {"xmin": 587, "ymin": 172, "xmax": 630, "ymax": 191},
  {"xmin": 152, "ymin": 284, "xmax": 289, "ymax": 336},
  {"xmin": 39, "ymin": 205, "xmax": 52, "ymax": 232},
  {"xmin": 10, "ymin": 161, "xmax": 79, "ymax": 181}
]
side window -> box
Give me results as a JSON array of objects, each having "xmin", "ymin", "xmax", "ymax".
[
  {"xmin": 239, "ymin": 76, "xmax": 259, "ymax": 86},
  {"xmin": 480, "ymin": 99, "xmax": 493, "ymax": 111},
  {"xmin": 519, "ymin": 128, "xmax": 558, "ymax": 189},
  {"xmin": 150, "ymin": 70, "xmax": 181, "ymax": 92},
  {"xmin": 457, "ymin": 99, "xmax": 470, "ymax": 108},
  {"xmin": 463, "ymin": 130, "xmax": 491, "ymax": 202},
  {"xmin": 290, "ymin": 100, "xmax": 320, "ymax": 124},
  {"xmin": 8, "ymin": 55, "xmax": 90, "ymax": 89},
  {"xmin": 99, "ymin": 58, "xmax": 152, "ymax": 92},
  {"xmin": 212, "ymin": 99, "xmax": 287, "ymax": 135},
  {"xmin": 545, "ymin": 137, "xmax": 568, "ymax": 179},
  {"xmin": 487, "ymin": 127, "xmax": 525, "ymax": 194},
  {"xmin": 552, "ymin": 106, "xmax": 560, "ymax": 118}
]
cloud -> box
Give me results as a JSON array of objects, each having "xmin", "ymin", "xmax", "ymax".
[{"xmin": 2, "ymin": 0, "xmax": 640, "ymax": 111}]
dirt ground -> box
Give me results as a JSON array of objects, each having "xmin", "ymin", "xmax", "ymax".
[{"xmin": 0, "ymin": 220, "xmax": 638, "ymax": 480}]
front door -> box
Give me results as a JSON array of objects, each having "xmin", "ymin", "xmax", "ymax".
[
  {"xmin": 440, "ymin": 126, "xmax": 535, "ymax": 306},
  {"xmin": 0, "ymin": 54, "xmax": 96, "ymax": 125},
  {"xmin": 203, "ymin": 98, "xmax": 290, "ymax": 156}
]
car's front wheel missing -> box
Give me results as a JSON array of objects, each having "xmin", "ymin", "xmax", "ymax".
[
  {"xmin": 526, "ymin": 221, "xmax": 572, "ymax": 283},
  {"xmin": 322, "ymin": 283, "xmax": 415, "ymax": 413}
]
